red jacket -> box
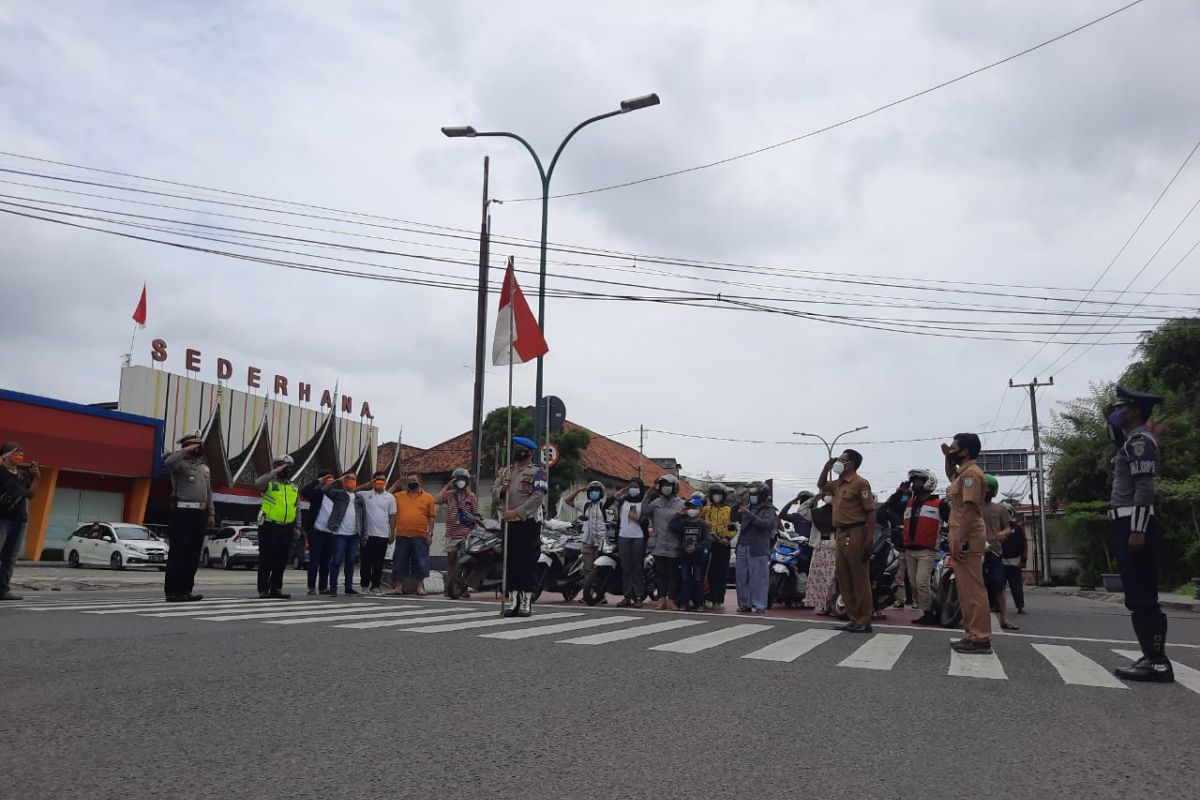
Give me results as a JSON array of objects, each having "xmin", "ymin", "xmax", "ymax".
[{"xmin": 902, "ymin": 495, "xmax": 945, "ymax": 550}]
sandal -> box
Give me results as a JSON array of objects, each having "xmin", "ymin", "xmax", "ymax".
[{"xmin": 1001, "ymin": 622, "xmax": 1020, "ymax": 631}]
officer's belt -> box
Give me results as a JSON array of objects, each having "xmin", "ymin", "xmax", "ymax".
[
  {"xmin": 175, "ymin": 501, "xmax": 208, "ymax": 510},
  {"xmin": 1109, "ymin": 506, "xmax": 1153, "ymax": 520}
]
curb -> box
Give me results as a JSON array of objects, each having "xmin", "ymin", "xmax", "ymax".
[{"xmin": 1038, "ymin": 585, "xmax": 1199, "ymax": 613}]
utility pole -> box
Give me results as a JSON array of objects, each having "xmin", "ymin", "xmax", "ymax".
[
  {"xmin": 1010, "ymin": 376, "xmax": 1054, "ymax": 585},
  {"xmin": 638, "ymin": 424, "xmax": 645, "ymax": 481},
  {"xmin": 469, "ymin": 157, "xmax": 490, "ymax": 489}
]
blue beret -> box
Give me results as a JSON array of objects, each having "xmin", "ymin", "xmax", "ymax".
[{"xmin": 513, "ymin": 436, "xmax": 538, "ymax": 450}]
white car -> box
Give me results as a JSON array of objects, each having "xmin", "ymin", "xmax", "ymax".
[
  {"xmin": 65, "ymin": 523, "xmax": 169, "ymax": 571},
  {"xmin": 201, "ymin": 525, "xmax": 259, "ymax": 570}
]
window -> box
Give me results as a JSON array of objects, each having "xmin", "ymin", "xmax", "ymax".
[{"xmin": 114, "ymin": 526, "xmax": 155, "ymax": 541}]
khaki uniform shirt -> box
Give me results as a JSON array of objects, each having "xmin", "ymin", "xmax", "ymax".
[
  {"xmin": 819, "ymin": 471, "xmax": 875, "ymax": 529},
  {"xmin": 981, "ymin": 500, "xmax": 1011, "ymax": 555},
  {"xmin": 492, "ymin": 462, "xmax": 547, "ymax": 522},
  {"xmin": 948, "ymin": 460, "xmax": 986, "ymax": 552}
]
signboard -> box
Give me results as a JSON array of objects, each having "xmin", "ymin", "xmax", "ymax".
[
  {"xmin": 534, "ymin": 395, "xmax": 567, "ymax": 436},
  {"xmin": 978, "ymin": 449, "xmax": 1030, "ymax": 477},
  {"xmin": 541, "ymin": 443, "xmax": 560, "ymax": 468}
]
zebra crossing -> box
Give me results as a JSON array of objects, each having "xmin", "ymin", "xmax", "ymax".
[{"xmin": 4, "ymin": 595, "xmax": 1199, "ymax": 696}]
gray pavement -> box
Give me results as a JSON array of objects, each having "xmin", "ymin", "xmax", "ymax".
[{"xmin": 2, "ymin": 582, "xmax": 1198, "ymax": 800}]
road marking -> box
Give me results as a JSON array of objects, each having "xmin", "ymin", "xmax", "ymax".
[
  {"xmin": 141, "ymin": 601, "xmax": 330, "ymax": 617},
  {"xmin": 337, "ymin": 611, "xmax": 501, "ymax": 629},
  {"xmin": 24, "ymin": 600, "xmax": 249, "ymax": 613},
  {"xmin": 85, "ymin": 601, "xmax": 277, "ymax": 614},
  {"xmin": 949, "ymin": 649, "xmax": 1008, "ymax": 680},
  {"xmin": 649, "ymin": 623, "xmax": 772, "ymax": 654},
  {"xmin": 1114, "ymin": 649, "xmax": 1200, "ymax": 695},
  {"xmin": 839, "ymin": 634, "xmax": 912, "ymax": 670},
  {"xmin": 991, "ymin": 613, "xmax": 1002, "ymax": 631},
  {"xmin": 193, "ymin": 604, "xmax": 403, "ymax": 622},
  {"xmin": 265, "ymin": 607, "xmax": 474, "ymax": 625},
  {"xmin": 481, "ymin": 615, "xmax": 641, "ymax": 640},
  {"xmin": 741, "ymin": 628, "xmax": 841, "ymax": 662},
  {"xmin": 404, "ymin": 612, "xmax": 581, "ymax": 633},
  {"xmin": 1033, "ymin": 644, "xmax": 1126, "ymax": 688},
  {"xmin": 559, "ymin": 619, "xmax": 705, "ymax": 645}
]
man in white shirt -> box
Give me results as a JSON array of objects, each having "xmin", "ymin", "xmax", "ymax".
[{"xmin": 359, "ymin": 471, "xmax": 397, "ymax": 595}]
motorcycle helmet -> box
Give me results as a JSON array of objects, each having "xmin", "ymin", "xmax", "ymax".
[
  {"xmin": 907, "ymin": 468, "xmax": 937, "ymax": 494},
  {"xmin": 656, "ymin": 474, "xmax": 679, "ymax": 496},
  {"xmin": 746, "ymin": 481, "xmax": 770, "ymax": 505},
  {"xmin": 272, "ymin": 454, "xmax": 294, "ymax": 466},
  {"xmin": 796, "ymin": 490, "xmax": 814, "ymax": 504},
  {"xmin": 452, "ymin": 467, "xmax": 470, "ymax": 479},
  {"xmin": 985, "ymin": 474, "xmax": 1000, "ymax": 496},
  {"xmin": 586, "ymin": 480, "xmax": 605, "ymax": 502},
  {"xmin": 686, "ymin": 495, "xmax": 704, "ymax": 508}
]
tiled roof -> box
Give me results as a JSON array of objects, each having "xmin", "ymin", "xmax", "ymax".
[{"xmin": 376, "ymin": 441, "xmax": 429, "ymax": 474}]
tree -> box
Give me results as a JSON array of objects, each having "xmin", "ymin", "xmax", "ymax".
[{"xmin": 479, "ymin": 406, "xmax": 591, "ymax": 514}]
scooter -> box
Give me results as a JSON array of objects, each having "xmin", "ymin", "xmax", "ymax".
[
  {"xmin": 445, "ymin": 515, "xmax": 505, "ymax": 599},
  {"xmin": 767, "ymin": 529, "xmax": 813, "ymax": 608},
  {"xmin": 532, "ymin": 519, "xmax": 585, "ymax": 602},
  {"xmin": 581, "ymin": 531, "xmax": 622, "ymax": 605},
  {"xmin": 835, "ymin": 523, "xmax": 900, "ymax": 616}
]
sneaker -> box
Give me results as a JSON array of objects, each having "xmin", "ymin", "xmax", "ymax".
[
  {"xmin": 912, "ymin": 612, "xmax": 940, "ymax": 626},
  {"xmin": 258, "ymin": 591, "xmax": 270, "ymax": 599},
  {"xmin": 328, "ymin": 589, "xmax": 338, "ymax": 598},
  {"xmin": 617, "ymin": 599, "xmax": 634, "ymax": 608},
  {"xmin": 344, "ymin": 587, "xmax": 359, "ymax": 595},
  {"xmin": 633, "ymin": 600, "xmax": 644, "ymax": 609},
  {"xmin": 909, "ymin": 603, "xmax": 918, "ymax": 610},
  {"xmin": 751, "ymin": 608, "xmax": 767, "ymax": 615},
  {"xmin": 268, "ymin": 591, "xmax": 291, "ymax": 600},
  {"xmin": 0, "ymin": 591, "xmax": 24, "ymax": 601},
  {"xmin": 1017, "ymin": 608, "xmax": 1027, "ymax": 615},
  {"xmin": 892, "ymin": 600, "xmax": 904, "ymax": 609},
  {"xmin": 950, "ymin": 638, "xmax": 993, "ymax": 654},
  {"xmin": 306, "ymin": 588, "xmax": 317, "ymax": 596}
]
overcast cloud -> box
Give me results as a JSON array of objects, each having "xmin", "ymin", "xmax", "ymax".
[{"xmin": 2, "ymin": 0, "xmax": 1199, "ymax": 501}]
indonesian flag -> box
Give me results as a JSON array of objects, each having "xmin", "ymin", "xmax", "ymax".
[
  {"xmin": 132, "ymin": 283, "xmax": 148, "ymax": 326},
  {"xmin": 492, "ymin": 257, "xmax": 549, "ymax": 366}
]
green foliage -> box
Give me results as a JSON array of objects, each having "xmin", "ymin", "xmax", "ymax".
[
  {"xmin": 479, "ymin": 406, "xmax": 591, "ymax": 513},
  {"xmin": 1058, "ymin": 500, "xmax": 1112, "ymax": 586}
]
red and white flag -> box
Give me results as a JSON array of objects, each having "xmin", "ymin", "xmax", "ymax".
[
  {"xmin": 132, "ymin": 283, "xmax": 148, "ymax": 326},
  {"xmin": 492, "ymin": 258, "xmax": 548, "ymax": 366}
]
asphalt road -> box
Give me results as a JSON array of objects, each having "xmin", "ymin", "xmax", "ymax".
[{"xmin": 2, "ymin": 583, "xmax": 1197, "ymax": 800}]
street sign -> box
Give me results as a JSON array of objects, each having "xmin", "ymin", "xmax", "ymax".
[
  {"xmin": 535, "ymin": 395, "xmax": 567, "ymax": 435},
  {"xmin": 978, "ymin": 449, "xmax": 1030, "ymax": 476},
  {"xmin": 541, "ymin": 443, "xmax": 560, "ymax": 468}
]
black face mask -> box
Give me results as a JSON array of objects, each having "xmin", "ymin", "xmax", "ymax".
[
  {"xmin": 513, "ymin": 448, "xmax": 530, "ymax": 462},
  {"xmin": 406, "ymin": 481, "xmax": 418, "ymax": 490}
]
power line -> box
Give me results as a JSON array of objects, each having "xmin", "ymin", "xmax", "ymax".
[
  {"xmin": 608, "ymin": 426, "xmax": 1027, "ymax": 447},
  {"xmin": 500, "ymin": 0, "xmax": 1150, "ymax": 201}
]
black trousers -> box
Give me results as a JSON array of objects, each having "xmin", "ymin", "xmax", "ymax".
[
  {"xmin": 655, "ymin": 556, "xmax": 680, "ymax": 604},
  {"xmin": 361, "ymin": 536, "xmax": 388, "ymax": 590},
  {"xmin": 706, "ymin": 544, "xmax": 731, "ymax": 604},
  {"xmin": 1004, "ymin": 565, "xmax": 1025, "ymax": 610},
  {"xmin": 1111, "ymin": 514, "xmax": 1168, "ymax": 660},
  {"xmin": 256, "ymin": 521, "xmax": 292, "ymax": 594},
  {"xmin": 164, "ymin": 507, "xmax": 207, "ymax": 598},
  {"xmin": 306, "ymin": 529, "xmax": 332, "ymax": 591},
  {"xmin": 504, "ymin": 520, "xmax": 539, "ymax": 592}
]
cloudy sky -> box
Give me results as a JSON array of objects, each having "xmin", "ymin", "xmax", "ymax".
[{"xmin": 2, "ymin": 0, "xmax": 1198, "ymax": 502}]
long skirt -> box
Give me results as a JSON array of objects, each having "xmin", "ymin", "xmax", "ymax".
[{"xmin": 804, "ymin": 544, "xmax": 839, "ymax": 614}]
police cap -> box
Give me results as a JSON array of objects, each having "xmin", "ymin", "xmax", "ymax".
[
  {"xmin": 178, "ymin": 432, "xmax": 203, "ymax": 446},
  {"xmin": 513, "ymin": 436, "xmax": 538, "ymax": 450},
  {"xmin": 1113, "ymin": 385, "xmax": 1164, "ymax": 416}
]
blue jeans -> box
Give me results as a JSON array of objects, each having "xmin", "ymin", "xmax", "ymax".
[
  {"xmin": 735, "ymin": 544, "xmax": 769, "ymax": 611},
  {"xmin": 392, "ymin": 536, "xmax": 430, "ymax": 580},
  {"xmin": 0, "ymin": 516, "xmax": 27, "ymax": 595},
  {"xmin": 680, "ymin": 551, "xmax": 708, "ymax": 609},
  {"xmin": 328, "ymin": 534, "xmax": 359, "ymax": 591}
]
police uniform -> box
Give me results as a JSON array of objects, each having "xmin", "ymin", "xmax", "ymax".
[
  {"xmin": 492, "ymin": 437, "xmax": 547, "ymax": 617},
  {"xmin": 947, "ymin": 459, "xmax": 990, "ymax": 645},
  {"xmin": 819, "ymin": 467, "xmax": 876, "ymax": 629},
  {"xmin": 1108, "ymin": 386, "xmax": 1173, "ymax": 682},
  {"xmin": 254, "ymin": 464, "xmax": 299, "ymax": 598},
  {"xmin": 162, "ymin": 433, "xmax": 212, "ymax": 602}
]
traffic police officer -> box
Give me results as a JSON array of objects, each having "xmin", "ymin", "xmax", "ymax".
[
  {"xmin": 254, "ymin": 454, "xmax": 300, "ymax": 599},
  {"xmin": 1107, "ymin": 386, "xmax": 1174, "ymax": 683},
  {"xmin": 162, "ymin": 432, "xmax": 213, "ymax": 602},
  {"xmin": 492, "ymin": 436, "xmax": 547, "ymax": 617},
  {"xmin": 817, "ymin": 448, "xmax": 877, "ymax": 633}
]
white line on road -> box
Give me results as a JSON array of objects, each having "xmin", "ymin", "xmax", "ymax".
[
  {"xmin": 480, "ymin": 615, "xmax": 641, "ymax": 640},
  {"xmin": 193, "ymin": 604, "xmax": 405, "ymax": 622},
  {"xmin": 742, "ymin": 628, "xmax": 841, "ymax": 662},
  {"xmin": 649, "ymin": 623, "xmax": 772, "ymax": 654},
  {"xmin": 337, "ymin": 611, "xmax": 501, "ymax": 629},
  {"xmin": 403, "ymin": 612, "xmax": 581, "ymax": 633},
  {"xmin": 839, "ymin": 634, "xmax": 912, "ymax": 670},
  {"xmin": 949, "ymin": 649, "xmax": 1008, "ymax": 680},
  {"xmin": 1114, "ymin": 649, "xmax": 1200, "ymax": 695},
  {"xmin": 22, "ymin": 600, "xmax": 248, "ymax": 612},
  {"xmin": 264, "ymin": 607, "xmax": 474, "ymax": 625},
  {"xmin": 558, "ymin": 619, "xmax": 705, "ymax": 645},
  {"xmin": 85, "ymin": 601, "xmax": 281, "ymax": 614},
  {"xmin": 1033, "ymin": 644, "xmax": 1126, "ymax": 688},
  {"xmin": 991, "ymin": 613, "xmax": 1002, "ymax": 631},
  {"xmin": 141, "ymin": 601, "xmax": 333, "ymax": 617}
]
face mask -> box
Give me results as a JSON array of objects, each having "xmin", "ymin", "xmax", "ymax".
[
  {"xmin": 455, "ymin": 479, "xmax": 467, "ymax": 489},
  {"xmin": 8, "ymin": 453, "xmax": 24, "ymax": 464},
  {"xmin": 687, "ymin": 508, "xmax": 700, "ymax": 518},
  {"xmin": 628, "ymin": 488, "xmax": 641, "ymax": 499},
  {"xmin": 374, "ymin": 480, "xmax": 385, "ymax": 491},
  {"xmin": 660, "ymin": 485, "xmax": 674, "ymax": 496},
  {"xmin": 749, "ymin": 494, "xmax": 760, "ymax": 505},
  {"xmin": 513, "ymin": 448, "xmax": 531, "ymax": 462},
  {"xmin": 711, "ymin": 493, "xmax": 724, "ymax": 504},
  {"xmin": 587, "ymin": 490, "xmax": 602, "ymax": 501},
  {"xmin": 343, "ymin": 479, "xmax": 358, "ymax": 491},
  {"xmin": 823, "ymin": 495, "xmax": 833, "ymax": 504},
  {"xmin": 948, "ymin": 450, "xmax": 966, "ymax": 465},
  {"xmin": 900, "ymin": 495, "xmax": 909, "ymax": 503},
  {"xmin": 831, "ymin": 461, "xmax": 845, "ymax": 476},
  {"xmin": 407, "ymin": 481, "xmax": 419, "ymax": 490}
]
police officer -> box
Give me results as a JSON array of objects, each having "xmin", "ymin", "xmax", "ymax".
[
  {"xmin": 1107, "ymin": 386, "xmax": 1174, "ymax": 683},
  {"xmin": 943, "ymin": 433, "xmax": 991, "ymax": 654},
  {"xmin": 162, "ymin": 432, "xmax": 213, "ymax": 602},
  {"xmin": 492, "ymin": 436, "xmax": 547, "ymax": 617},
  {"xmin": 254, "ymin": 454, "xmax": 300, "ymax": 599},
  {"xmin": 817, "ymin": 449, "xmax": 876, "ymax": 633}
]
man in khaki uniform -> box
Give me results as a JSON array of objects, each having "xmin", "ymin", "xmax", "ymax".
[
  {"xmin": 943, "ymin": 432, "xmax": 992, "ymax": 653},
  {"xmin": 818, "ymin": 448, "xmax": 876, "ymax": 633}
]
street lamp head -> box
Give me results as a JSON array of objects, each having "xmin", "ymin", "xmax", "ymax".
[
  {"xmin": 620, "ymin": 93, "xmax": 661, "ymax": 113},
  {"xmin": 441, "ymin": 125, "xmax": 478, "ymax": 138}
]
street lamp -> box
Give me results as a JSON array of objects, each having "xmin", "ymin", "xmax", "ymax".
[
  {"xmin": 441, "ymin": 93, "xmax": 661, "ymax": 447},
  {"xmin": 794, "ymin": 426, "xmax": 869, "ymax": 478}
]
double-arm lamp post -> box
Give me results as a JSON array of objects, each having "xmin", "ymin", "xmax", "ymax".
[
  {"xmin": 795, "ymin": 426, "xmax": 869, "ymax": 480},
  {"xmin": 442, "ymin": 93, "xmax": 660, "ymax": 447}
]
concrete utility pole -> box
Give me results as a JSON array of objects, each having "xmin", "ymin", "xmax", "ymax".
[
  {"xmin": 469, "ymin": 157, "xmax": 490, "ymax": 489},
  {"xmin": 1011, "ymin": 376, "xmax": 1054, "ymax": 584},
  {"xmin": 638, "ymin": 424, "xmax": 645, "ymax": 481}
]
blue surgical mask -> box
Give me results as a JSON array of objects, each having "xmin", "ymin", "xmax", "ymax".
[
  {"xmin": 628, "ymin": 488, "xmax": 641, "ymax": 499},
  {"xmin": 900, "ymin": 495, "xmax": 910, "ymax": 503},
  {"xmin": 749, "ymin": 494, "xmax": 759, "ymax": 505},
  {"xmin": 587, "ymin": 490, "xmax": 601, "ymax": 501},
  {"xmin": 1108, "ymin": 411, "xmax": 1125, "ymax": 427}
]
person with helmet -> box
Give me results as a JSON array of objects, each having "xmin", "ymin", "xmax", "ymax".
[
  {"xmin": 435, "ymin": 467, "xmax": 479, "ymax": 597},
  {"xmin": 735, "ymin": 481, "xmax": 777, "ymax": 613},
  {"xmin": 253, "ymin": 454, "xmax": 300, "ymax": 599},
  {"xmin": 493, "ymin": 436, "xmax": 547, "ymax": 617},
  {"xmin": 903, "ymin": 468, "xmax": 950, "ymax": 626},
  {"xmin": 700, "ymin": 483, "xmax": 738, "ymax": 609},
  {"xmin": 641, "ymin": 473, "xmax": 684, "ymax": 610},
  {"xmin": 882, "ymin": 480, "xmax": 914, "ymax": 609},
  {"xmin": 566, "ymin": 480, "xmax": 614, "ymax": 590},
  {"xmin": 670, "ymin": 494, "xmax": 712, "ymax": 611},
  {"xmin": 981, "ymin": 474, "xmax": 1019, "ymax": 631}
]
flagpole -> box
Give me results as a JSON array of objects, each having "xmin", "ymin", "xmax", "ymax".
[
  {"xmin": 500, "ymin": 262, "xmax": 515, "ymax": 617},
  {"xmin": 124, "ymin": 320, "xmax": 139, "ymax": 367}
]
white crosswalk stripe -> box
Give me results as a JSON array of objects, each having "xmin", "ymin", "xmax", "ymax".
[
  {"xmin": 839, "ymin": 634, "xmax": 912, "ymax": 670},
  {"xmin": 142, "ymin": 601, "xmax": 325, "ymax": 617},
  {"xmin": 402, "ymin": 612, "xmax": 581, "ymax": 633},
  {"xmin": 1033, "ymin": 644, "xmax": 1125, "ymax": 688},
  {"xmin": 949, "ymin": 649, "xmax": 1008, "ymax": 680},
  {"xmin": 194, "ymin": 604, "xmax": 406, "ymax": 622},
  {"xmin": 742, "ymin": 628, "xmax": 841, "ymax": 662},
  {"xmin": 481, "ymin": 615, "xmax": 641, "ymax": 640},
  {"xmin": 559, "ymin": 619, "xmax": 705, "ymax": 645},
  {"xmin": 1114, "ymin": 649, "xmax": 1200, "ymax": 695},
  {"xmin": 650, "ymin": 623, "xmax": 771, "ymax": 654},
  {"xmin": 337, "ymin": 611, "xmax": 506, "ymax": 629},
  {"xmin": 265, "ymin": 607, "xmax": 476, "ymax": 625}
]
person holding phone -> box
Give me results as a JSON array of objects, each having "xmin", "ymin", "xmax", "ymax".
[{"xmin": 0, "ymin": 442, "xmax": 40, "ymax": 601}]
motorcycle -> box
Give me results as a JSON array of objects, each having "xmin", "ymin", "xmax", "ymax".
[
  {"xmin": 445, "ymin": 515, "xmax": 505, "ymax": 599},
  {"xmin": 767, "ymin": 529, "xmax": 813, "ymax": 608},
  {"xmin": 532, "ymin": 519, "xmax": 585, "ymax": 602},
  {"xmin": 835, "ymin": 523, "xmax": 899, "ymax": 616},
  {"xmin": 929, "ymin": 531, "xmax": 962, "ymax": 627}
]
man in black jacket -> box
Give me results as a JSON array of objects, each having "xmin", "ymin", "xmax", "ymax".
[
  {"xmin": 301, "ymin": 471, "xmax": 336, "ymax": 595},
  {"xmin": 308, "ymin": 472, "xmax": 366, "ymax": 597}
]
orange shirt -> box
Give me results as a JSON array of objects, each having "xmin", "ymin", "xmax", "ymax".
[{"xmin": 393, "ymin": 490, "xmax": 436, "ymax": 538}]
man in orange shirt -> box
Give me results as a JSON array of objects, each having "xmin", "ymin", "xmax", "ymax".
[{"xmin": 389, "ymin": 472, "xmax": 436, "ymax": 595}]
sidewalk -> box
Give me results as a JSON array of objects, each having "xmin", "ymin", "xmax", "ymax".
[{"xmin": 1033, "ymin": 584, "xmax": 1199, "ymax": 613}]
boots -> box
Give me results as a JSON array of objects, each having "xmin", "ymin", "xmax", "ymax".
[
  {"xmin": 517, "ymin": 591, "xmax": 532, "ymax": 617},
  {"xmin": 502, "ymin": 591, "xmax": 519, "ymax": 617},
  {"xmin": 1116, "ymin": 615, "xmax": 1174, "ymax": 682},
  {"xmin": 1115, "ymin": 656, "xmax": 1174, "ymax": 683}
]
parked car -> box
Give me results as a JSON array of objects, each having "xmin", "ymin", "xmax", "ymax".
[
  {"xmin": 65, "ymin": 522, "xmax": 169, "ymax": 571},
  {"xmin": 201, "ymin": 525, "xmax": 259, "ymax": 569}
]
